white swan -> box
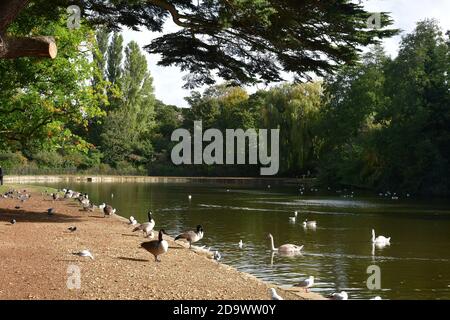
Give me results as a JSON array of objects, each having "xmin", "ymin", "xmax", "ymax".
[
  {"xmin": 268, "ymin": 233, "xmax": 303, "ymax": 253},
  {"xmin": 372, "ymin": 229, "xmax": 391, "ymax": 245}
]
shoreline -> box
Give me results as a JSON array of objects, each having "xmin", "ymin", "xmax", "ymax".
[
  {"xmin": 0, "ymin": 184, "xmax": 325, "ymax": 300},
  {"xmin": 4, "ymin": 175, "xmax": 316, "ymax": 187}
]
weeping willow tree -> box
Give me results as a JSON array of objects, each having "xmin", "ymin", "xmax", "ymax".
[{"xmin": 259, "ymin": 82, "xmax": 323, "ymax": 175}]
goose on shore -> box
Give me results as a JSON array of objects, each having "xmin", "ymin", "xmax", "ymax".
[
  {"xmin": 294, "ymin": 276, "xmax": 314, "ymax": 292},
  {"xmin": 175, "ymin": 225, "xmax": 204, "ymax": 248},
  {"xmin": 269, "ymin": 288, "xmax": 283, "ymax": 300},
  {"xmin": 141, "ymin": 229, "xmax": 169, "ymax": 262},
  {"xmin": 68, "ymin": 226, "xmax": 77, "ymax": 232},
  {"xmin": 330, "ymin": 291, "xmax": 348, "ymax": 300},
  {"xmin": 98, "ymin": 203, "xmax": 106, "ymax": 211},
  {"xmin": 73, "ymin": 250, "xmax": 94, "ymax": 260},
  {"xmin": 268, "ymin": 233, "xmax": 303, "ymax": 253},
  {"xmin": 371, "ymin": 229, "xmax": 391, "ymax": 245},
  {"xmin": 133, "ymin": 211, "xmax": 155, "ymax": 238}
]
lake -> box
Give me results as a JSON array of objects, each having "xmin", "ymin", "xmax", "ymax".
[{"xmin": 36, "ymin": 182, "xmax": 450, "ymax": 300}]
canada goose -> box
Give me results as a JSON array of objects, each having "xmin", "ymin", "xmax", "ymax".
[
  {"xmin": 141, "ymin": 229, "xmax": 169, "ymax": 262},
  {"xmin": 294, "ymin": 276, "xmax": 314, "ymax": 292},
  {"xmin": 52, "ymin": 193, "xmax": 59, "ymax": 201},
  {"xmin": 133, "ymin": 211, "xmax": 155, "ymax": 237},
  {"xmin": 371, "ymin": 229, "xmax": 391, "ymax": 245},
  {"xmin": 267, "ymin": 233, "xmax": 303, "ymax": 253},
  {"xmin": 330, "ymin": 291, "xmax": 348, "ymax": 300},
  {"xmin": 238, "ymin": 240, "xmax": 243, "ymax": 249},
  {"xmin": 73, "ymin": 250, "xmax": 94, "ymax": 260},
  {"xmin": 103, "ymin": 205, "xmax": 114, "ymax": 217},
  {"xmin": 175, "ymin": 225, "xmax": 204, "ymax": 248},
  {"xmin": 269, "ymin": 288, "xmax": 283, "ymax": 300},
  {"xmin": 10, "ymin": 219, "xmax": 16, "ymax": 225},
  {"xmin": 47, "ymin": 208, "xmax": 55, "ymax": 216},
  {"xmin": 68, "ymin": 226, "xmax": 77, "ymax": 232},
  {"xmin": 213, "ymin": 251, "xmax": 221, "ymax": 261},
  {"xmin": 302, "ymin": 219, "xmax": 317, "ymax": 228}
]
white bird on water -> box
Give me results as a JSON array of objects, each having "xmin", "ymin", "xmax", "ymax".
[
  {"xmin": 268, "ymin": 233, "xmax": 303, "ymax": 253},
  {"xmin": 238, "ymin": 240, "xmax": 243, "ymax": 249},
  {"xmin": 269, "ymin": 288, "xmax": 283, "ymax": 300},
  {"xmin": 73, "ymin": 250, "xmax": 94, "ymax": 260},
  {"xmin": 289, "ymin": 211, "xmax": 298, "ymax": 223},
  {"xmin": 330, "ymin": 291, "xmax": 348, "ymax": 300},
  {"xmin": 370, "ymin": 296, "xmax": 382, "ymax": 300},
  {"xmin": 371, "ymin": 229, "xmax": 391, "ymax": 245},
  {"xmin": 188, "ymin": 195, "xmax": 192, "ymax": 200}
]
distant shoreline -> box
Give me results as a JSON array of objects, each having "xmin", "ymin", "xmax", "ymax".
[{"xmin": 4, "ymin": 175, "xmax": 317, "ymax": 186}]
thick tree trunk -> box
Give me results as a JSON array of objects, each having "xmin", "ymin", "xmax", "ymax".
[
  {"xmin": 0, "ymin": 0, "xmax": 29, "ymax": 33},
  {"xmin": 0, "ymin": 0, "xmax": 57, "ymax": 59},
  {"xmin": 0, "ymin": 36, "xmax": 57, "ymax": 59}
]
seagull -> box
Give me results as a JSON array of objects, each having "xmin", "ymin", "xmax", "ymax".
[
  {"xmin": 213, "ymin": 251, "xmax": 221, "ymax": 261},
  {"xmin": 294, "ymin": 276, "xmax": 314, "ymax": 292},
  {"xmin": 10, "ymin": 219, "xmax": 16, "ymax": 225},
  {"xmin": 68, "ymin": 226, "xmax": 77, "ymax": 232},
  {"xmin": 238, "ymin": 240, "xmax": 243, "ymax": 249},
  {"xmin": 73, "ymin": 250, "xmax": 94, "ymax": 260},
  {"xmin": 98, "ymin": 203, "xmax": 106, "ymax": 210},
  {"xmin": 269, "ymin": 288, "xmax": 283, "ymax": 300},
  {"xmin": 330, "ymin": 291, "xmax": 348, "ymax": 300}
]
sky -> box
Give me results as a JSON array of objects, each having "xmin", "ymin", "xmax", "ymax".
[{"xmin": 122, "ymin": 0, "xmax": 450, "ymax": 108}]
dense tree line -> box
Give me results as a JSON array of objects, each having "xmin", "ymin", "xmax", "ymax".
[{"xmin": 0, "ymin": 4, "xmax": 448, "ymax": 195}]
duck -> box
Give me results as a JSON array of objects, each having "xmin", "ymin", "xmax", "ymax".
[
  {"xmin": 140, "ymin": 229, "xmax": 169, "ymax": 262},
  {"xmin": 267, "ymin": 233, "xmax": 303, "ymax": 253},
  {"xmin": 330, "ymin": 291, "xmax": 348, "ymax": 300},
  {"xmin": 175, "ymin": 225, "xmax": 204, "ymax": 248},
  {"xmin": 371, "ymin": 229, "xmax": 391, "ymax": 245},
  {"xmin": 269, "ymin": 288, "xmax": 283, "ymax": 300},
  {"xmin": 133, "ymin": 211, "xmax": 155, "ymax": 238},
  {"xmin": 302, "ymin": 219, "xmax": 317, "ymax": 228},
  {"xmin": 294, "ymin": 276, "xmax": 314, "ymax": 292},
  {"xmin": 73, "ymin": 250, "xmax": 94, "ymax": 260}
]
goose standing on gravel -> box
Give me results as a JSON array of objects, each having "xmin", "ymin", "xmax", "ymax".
[
  {"xmin": 294, "ymin": 276, "xmax": 314, "ymax": 292},
  {"xmin": 269, "ymin": 288, "xmax": 283, "ymax": 300},
  {"xmin": 371, "ymin": 229, "xmax": 391, "ymax": 245},
  {"xmin": 268, "ymin": 233, "xmax": 303, "ymax": 253},
  {"xmin": 330, "ymin": 291, "xmax": 348, "ymax": 300},
  {"xmin": 73, "ymin": 250, "xmax": 94, "ymax": 260},
  {"xmin": 141, "ymin": 229, "xmax": 169, "ymax": 262},
  {"xmin": 175, "ymin": 225, "xmax": 204, "ymax": 248},
  {"xmin": 133, "ymin": 211, "xmax": 155, "ymax": 238}
]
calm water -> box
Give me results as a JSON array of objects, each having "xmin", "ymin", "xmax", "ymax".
[{"xmin": 36, "ymin": 182, "xmax": 450, "ymax": 300}]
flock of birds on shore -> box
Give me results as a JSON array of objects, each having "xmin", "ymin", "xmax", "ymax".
[{"xmin": 2, "ymin": 186, "xmax": 394, "ymax": 300}]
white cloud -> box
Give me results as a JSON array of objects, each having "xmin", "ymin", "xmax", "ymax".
[{"xmin": 121, "ymin": 0, "xmax": 450, "ymax": 108}]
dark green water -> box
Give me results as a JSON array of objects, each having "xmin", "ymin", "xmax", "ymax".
[{"xmin": 36, "ymin": 182, "xmax": 450, "ymax": 300}]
